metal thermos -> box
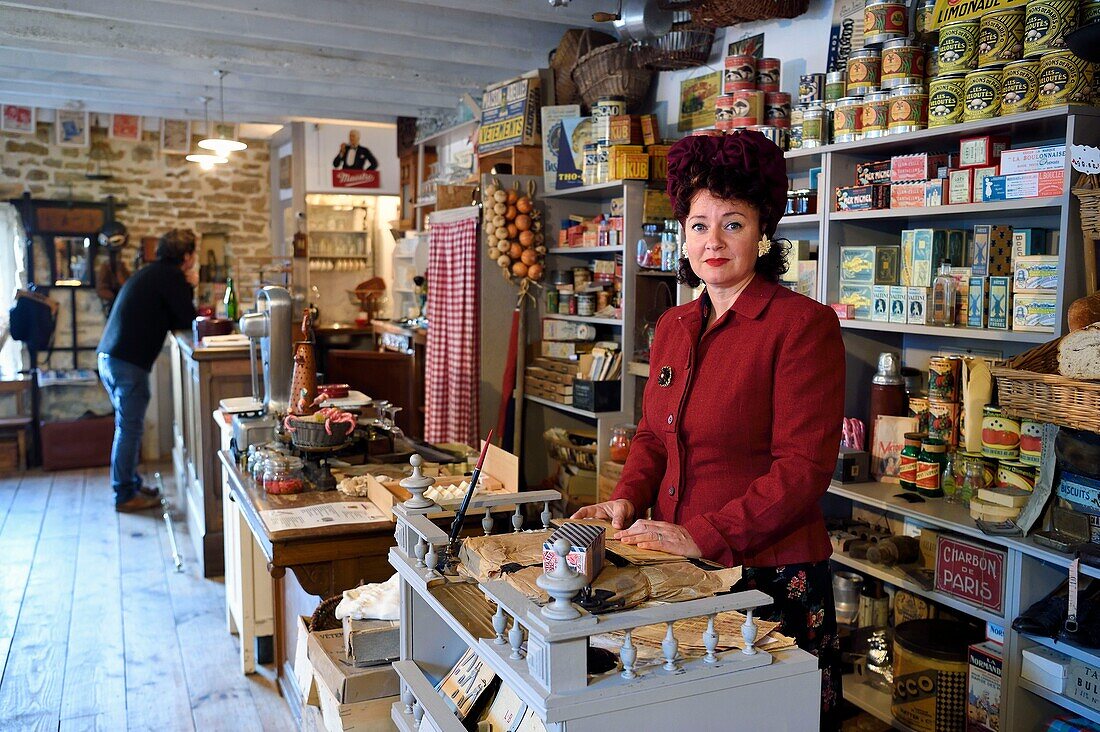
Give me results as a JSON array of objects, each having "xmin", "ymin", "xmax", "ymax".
[{"xmin": 870, "ymin": 352, "xmax": 907, "ymax": 450}]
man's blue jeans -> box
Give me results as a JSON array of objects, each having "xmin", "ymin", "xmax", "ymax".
[{"xmin": 98, "ymin": 353, "xmax": 151, "ymax": 505}]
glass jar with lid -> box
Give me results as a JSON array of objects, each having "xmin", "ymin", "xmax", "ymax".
[
  {"xmin": 262, "ymin": 455, "xmax": 306, "ymax": 495},
  {"xmin": 609, "ymin": 424, "xmax": 637, "ymax": 464},
  {"xmin": 916, "ymin": 437, "xmax": 947, "ymax": 498}
]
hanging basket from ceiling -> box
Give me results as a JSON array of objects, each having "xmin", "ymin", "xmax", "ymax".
[
  {"xmin": 572, "ymin": 42, "xmax": 654, "ymax": 114},
  {"xmin": 550, "ymin": 28, "xmax": 618, "ymax": 107},
  {"xmin": 637, "ymin": 23, "xmax": 716, "ymax": 70},
  {"xmin": 688, "ymin": 0, "xmax": 809, "ymax": 28}
]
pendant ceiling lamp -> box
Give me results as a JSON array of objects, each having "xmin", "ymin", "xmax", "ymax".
[
  {"xmin": 198, "ymin": 69, "xmax": 247, "ymax": 156},
  {"xmin": 187, "ymin": 96, "xmax": 228, "ymax": 170}
]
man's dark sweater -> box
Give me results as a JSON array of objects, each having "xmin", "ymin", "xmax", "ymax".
[{"xmin": 98, "ymin": 260, "xmax": 196, "ymax": 371}]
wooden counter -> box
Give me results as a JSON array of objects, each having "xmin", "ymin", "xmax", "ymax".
[{"xmin": 170, "ymin": 333, "xmax": 256, "ymax": 577}]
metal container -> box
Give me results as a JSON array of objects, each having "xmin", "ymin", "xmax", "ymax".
[
  {"xmin": 888, "ymin": 84, "xmax": 929, "ymax": 133},
  {"xmin": 764, "ymin": 91, "xmax": 792, "ymax": 128},
  {"xmin": 927, "ymin": 356, "xmax": 961, "ymax": 402},
  {"xmin": 724, "ymin": 54, "xmax": 758, "ymax": 94},
  {"xmin": 1001, "ymin": 58, "xmax": 1040, "ymax": 113},
  {"xmin": 748, "ymin": 124, "xmax": 790, "ymax": 151},
  {"xmin": 864, "ymin": 0, "xmax": 909, "ymax": 46},
  {"xmin": 715, "ymin": 94, "xmax": 737, "ymax": 131},
  {"xmin": 576, "ymin": 292, "xmax": 596, "ymax": 316},
  {"xmin": 892, "ymin": 620, "xmax": 983, "ymax": 732},
  {"xmin": 593, "ymin": 96, "xmax": 627, "ymax": 118},
  {"xmin": 927, "ymin": 44, "xmax": 941, "ymax": 77},
  {"xmin": 929, "ymin": 73, "xmax": 966, "ymax": 126},
  {"xmin": 834, "ymin": 96, "xmax": 865, "ymax": 142},
  {"xmin": 1024, "ymin": 0, "xmax": 1078, "ymax": 57},
  {"xmin": 802, "ymin": 104, "xmax": 827, "ymax": 147},
  {"xmin": 729, "ymin": 89, "xmax": 764, "ymax": 126},
  {"xmin": 833, "ymin": 571, "xmax": 864, "ymax": 625},
  {"xmin": 997, "ymin": 460, "xmax": 1037, "ymax": 491},
  {"xmin": 1037, "ymin": 49, "xmax": 1094, "ymax": 106},
  {"xmin": 847, "ymin": 48, "xmax": 883, "ymax": 95},
  {"xmin": 982, "ymin": 406, "xmax": 1021, "ymax": 460},
  {"xmin": 939, "ymin": 20, "xmax": 980, "ymax": 73},
  {"xmin": 1083, "ymin": 0, "xmax": 1100, "ymax": 24},
  {"xmin": 964, "ymin": 65, "xmax": 1005, "ymax": 120},
  {"xmin": 756, "ymin": 58, "xmax": 782, "ymax": 93},
  {"xmin": 979, "ymin": 7, "xmax": 1026, "ymax": 66},
  {"xmin": 915, "ymin": 0, "xmax": 939, "ymax": 41},
  {"xmin": 826, "ymin": 70, "xmax": 847, "ymax": 102},
  {"xmin": 882, "ymin": 39, "xmax": 927, "ymax": 88},
  {"xmin": 572, "ymin": 266, "xmax": 592, "ymax": 289},
  {"xmin": 799, "ymin": 73, "xmax": 826, "ymax": 103},
  {"xmin": 863, "ymin": 90, "xmax": 892, "ymax": 137},
  {"xmin": 789, "ymin": 123, "xmax": 804, "ymax": 149}
]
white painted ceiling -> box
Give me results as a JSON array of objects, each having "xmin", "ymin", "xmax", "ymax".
[{"xmin": 0, "ymin": 0, "xmax": 608, "ymax": 125}]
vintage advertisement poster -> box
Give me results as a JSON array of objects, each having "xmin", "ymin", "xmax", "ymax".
[
  {"xmin": 55, "ymin": 110, "xmax": 89, "ymax": 148},
  {"xmin": 110, "ymin": 114, "xmax": 142, "ymax": 141},
  {"xmin": 678, "ymin": 71, "xmax": 721, "ymax": 132},
  {"xmin": 304, "ymin": 122, "xmax": 399, "ymax": 194},
  {"xmin": 160, "ymin": 119, "xmax": 191, "ymax": 154},
  {"xmin": 930, "ymin": 0, "xmax": 1027, "ymax": 28},
  {"xmin": 727, "ymin": 33, "xmax": 765, "ymax": 58},
  {"xmin": 827, "ymin": 0, "xmax": 865, "ymax": 72},
  {"xmin": 1, "ymin": 105, "xmax": 35, "ymax": 134}
]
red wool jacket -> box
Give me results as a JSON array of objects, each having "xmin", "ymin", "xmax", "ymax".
[{"xmin": 611, "ymin": 276, "xmax": 845, "ymax": 568}]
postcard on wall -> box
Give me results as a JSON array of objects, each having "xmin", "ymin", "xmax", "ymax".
[
  {"xmin": 1, "ymin": 105, "xmax": 35, "ymax": 134},
  {"xmin": 160, "ymin": 118, "xmax": 191, "ymax": 154},
  {"xmin": 56, "ymin": 110, "xmax": 89, "ymax": 148},
  {"xmin": 678, "ymin": 71, "xmax": 721, "ymax": 132},
  {"xmin": 110, "ymin": 114, "xmax": 142, "ymax": 141},
  {"xmin": 727, "ymin": 33, "xmax": 764, "ymax": 58}
]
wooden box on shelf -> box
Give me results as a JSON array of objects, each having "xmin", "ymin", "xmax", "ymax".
[{"xmin": 478, "ymin": 144, "xmax": 542, "ymax": 176}]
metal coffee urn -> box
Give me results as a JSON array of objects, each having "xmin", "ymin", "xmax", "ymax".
[{"xmin": 232, "ymin": 285, "xmax": 293, "ymax": 451}]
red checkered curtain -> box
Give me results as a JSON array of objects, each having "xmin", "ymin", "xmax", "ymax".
[{"xmin": 424, "ymin": 210, "xmax": 480, "ymax": 446}]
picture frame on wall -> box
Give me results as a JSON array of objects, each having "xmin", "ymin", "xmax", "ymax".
[
  {"xmin": 161, "ymin": 118, "xmax": 191, "ymax": 154},
  {"xmin": 110, "ymin": 114, "xmax": 142, "ymax": 141},
  {"xmin": 677, "ymin": 70, "xmax": 720, "ymax": 132},
  {"xmin": 1, "ymin": 105, "xmax": 36, "ymax": 134},
  {"xmin": 55, "ymin": 110, "xmax": 90, "ymax": 148}
]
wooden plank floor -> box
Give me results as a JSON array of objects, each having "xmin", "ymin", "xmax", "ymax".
[{"xmin": 0, "ymin": 467, "xmax": 295, "ymax": 732}]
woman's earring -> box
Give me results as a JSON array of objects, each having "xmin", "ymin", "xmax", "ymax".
[{"xmin": 757, "ymin": 235, "xmax": 771, "ymax": 258}]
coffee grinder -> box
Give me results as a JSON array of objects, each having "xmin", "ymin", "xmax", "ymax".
[{"xmin": 232, "ymin": 285, "xmax": 293, "ymax": 453}]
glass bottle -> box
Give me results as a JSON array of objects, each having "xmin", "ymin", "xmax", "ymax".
[
  {"xmin": 942, "ymin": 450, "xmax": 958, "ymax": 502},
  {"xmin": 931, "ymin": 261, "xmax": 956, "ymax": 326},
  {"xmin": 224, "ymin": 273, "xmax": 239, "ymax": 321},
  {"xmin": 916, "ymin": 437, "xmax": 947, "ymax": 498},
  {"xmin": 899, "ymin": 432, "xmax": 925, "ymax": 492},
  {"xmin": 609, "ymin": 424, "xmax": 637, "ymax": 464},
  {"xmin": 960, "ymin": 459, "xmax": 986, "ymax": 508}
]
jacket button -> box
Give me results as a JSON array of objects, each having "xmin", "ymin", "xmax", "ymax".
[
  {"xmin": 667, "ymin": 414, "xmax": 674, "ymax": 425},
  {"xmin": 668, "ymin": 485, "xmax": 675, "ymax": 496}
]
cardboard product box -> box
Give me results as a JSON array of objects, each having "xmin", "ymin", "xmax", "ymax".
[
  {"xmin": 834, "ymin": 448, "xmax": 870, "ymax": 483},
  {"xmin": 598, "ymin": 460, "xmax": 624, "ymax": 503},
  {"xmin": 967, "ymin": 276, "xmax": 988, "ymax": 328},
  {"xmin": 907, "ymin": 287, "xmax": 929, "ymax": 325},
  {"xmin": 830, "ymin": 303, "xmax": 855, "ymax": 319},
  {"xmin": 836, "ymin": 184, "xmax": 889, "ymax": 211},
  {"xmin": 533, "ymin": 356, "xmax": 577, "ymax": 376},
  {"xmin": 959, "ymin": 135, "xmax": 1010, "ymax": 169},
  {"xmin": 986, "ymin": 623, "xmax": 1005, "ymax": 645},
  {"xmin": 557, "ymin": 466, "xmax": 598, "ymax": 507},
  {"xmin": 840, "ymin": 246, "xmax": 876, "ymax": 284},
  {"xmin": 438, "ymin": 648, "xmax": 498, "ymax": 721},
  {"xmin": 948, "ymin": 168, "xmax": 974, "ymax": 204},
  {"xmin": 1067, "ymin": 659, "xmax": 1100, "ymax": 713},
  {"xmin": 856, "ymin": 159, "xmax": 892, "ymax": 186},
  {"xmin": 950, "ymin": 267, "xmax": 972, "ymax": 326},
  {"xmin": 809, "ymin": 166, "xmax": 822, "ymax": 191},
  {"xmin": 970, "ymin": 225, "xmax": 992, "ymax": 276},
  {"xmin": 925, "ymin": 178, "xmax": 944, "ymax": 207},
  {"xmin": 1021, "ymin": 646, "xmax": 1072, "ymax": 694},
  {"xmin": 891, "ymin": 181, "xmax": 928, "ymax": 209},
  {"xmin": 891, "ymin": 153, "xmax": 950, "ymax": 183},
  {"xmin": 608, "ymin": 115, "xmax": 642, "ymax": 145},
  {"xmin": 616, "ymin": 152, "xmax": 650, "ymax": 180},
  {"xmin": 643, "ymin": 188, "xmax": 674, "ymax": 223},
  {"xmin": 967, "ymin": 641, "xmax": 1003, "ymax": 732},
  {"xmin": 781, "ymin": 240, "xmax": 815, "ymax": 282},
  {"xmin": 910, "ymin": 228, "xmax": 942, "ymax": 288},
  {"xmin": 889, "ymin": 286, "xmax": 908, "ymax": 323},
  {"xmin": 791, "ymin": 261, "xmax": 818, "ymax": 300},
  {"xmin": 988, "ymin": 277, "xmax": 1011, "ymax": 330},
  {"xmin": 608, "ymin": 144, "xmax": 644, "ymax": 175},
  {"xmin": 308, "ymin": 628, "xmax": 399, "ymax": 704},
  {"xmin": 872, "ymin": 285, "xmax": 891, "ymax": 322},
  {"xmin": 1012, "ymin": 255, "xmax": 1059, "ymax": 292},
  {"xmin": 947, "ymin": 229, "xmax": 968, "ymax": 267},
  {"xmin": 317, "ymin": 683, "xmax": 398, "ymax": 732},
  {"xmin": 648, "ymin": 144, "xmax": 670, "ymax": 182},
  {"xmin": 989, "ymin": 226, "xmax": 1013, "ymax": 276},
  {"xmin": 999, "ymin": 144, "xmax": 1066, "ymax": 175},
  {"xmin": 875, "ymin": 245, "xmax": 901, "ymax": 285},
  {"xmin": 544, "ymin": 520, "xmax": 606, "ymax": 582},
  {"xmin": 554, "ymin": 116, "xmax": 592, "ymax": 190},
  {"xmin": 541, "ymin": 340, "xmax": 595, "ymax": 360},
  {"xmin": 894, "ymin": 590, "xmax": 936, "ymax": 626},
  {"xmin": 478, "ymin": 74, "xmax": 541, "ymax": 155},
  {"xmin": 640, "ymin": 114, "xmax": 660, "ymax": 145},
  {"xmin": 295, "ymin": 616, "xmax": 320, "ymax": 709},
  {"xmin": 901, "ymin": 229, "xmax": 915, "ymax": 286},
  {"xmin": 919, "ymin": 528, "xmax": 940, "ymax": 570},
  {"xmin": 340, "ymin": 618, "xmax": 399, "ymax": 670},
  {"xmin": 540, "ymin": 105, "xmax": 581, "ymax": 190},
  {"xmin": 1012, "ymin": 228, "xmax": 1048, "ymax": 258},
  {"xmin": 541, "ymin": 318, "xmax": 597, "ymax": 342},
  {"xmin": 1012, "ymin": 292, "xmax": 1057, "ymax": 332},
  {"xmin": 840, "ymin": 284, "xmax": 874, "ymax": 320},
  {"xmin": 479, "ymin": 683, "xmax": 528, "ymax": 731},
  {"xmin": 981, "ymin": 170, "xmax": 1065, "ymax": 201}
]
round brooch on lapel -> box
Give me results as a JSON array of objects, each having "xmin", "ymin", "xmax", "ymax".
[{"xmin": 657, "ymin": 366, "xmax": 673, "ymax": 387}]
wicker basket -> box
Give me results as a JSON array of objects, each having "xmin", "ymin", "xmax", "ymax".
[
  {"xmin": 1071, "ymin": 172, "xmax": 1100, "ymax": 292},
  {"xmin": 688, "ymin": 0, "xmax": 809, "ymax": 26},
  {"xmin": 638, "ymin": 25, "xmax": 717, "ymax": 70},
  {"xmin": 550, "ymin": 29, "xmax": 616, "ymax": 107},
  {"xmin": 288, "ymin": 417, "xmax": 353, "ymax": 449},
  {"xmin": 572, "ymin": 42, "xmax": 654, "ymax": 114},
  {"xmin": 544, "ymin": 427, "xmax": 598, "ymax": 471},
  {"xmin": 991, "ymin": 337, "xmax": 1100, "ymax": 432}
]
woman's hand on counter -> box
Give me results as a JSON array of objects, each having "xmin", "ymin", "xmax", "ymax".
[
  {"xmin": 570, "ymin": 499, "xmax": 635, "ymax": 530},
  {"xmin": 614, "ymin": 519, "xmax": 702, "ymax": 559}
]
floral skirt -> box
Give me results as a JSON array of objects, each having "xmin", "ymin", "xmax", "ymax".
[{"xmin": 732, "ymin": 561, "xmax": 842, "ymax": 731}]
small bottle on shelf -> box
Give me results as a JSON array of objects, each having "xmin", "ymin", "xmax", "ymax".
[{"xmin": 931, "ymin": 261, "xmax": 957, "ymax": 326}]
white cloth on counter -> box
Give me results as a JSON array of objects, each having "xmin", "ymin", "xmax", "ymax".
[{"xmin": 335, "ymin": 573, "xmax": 401, "ymax": 621}]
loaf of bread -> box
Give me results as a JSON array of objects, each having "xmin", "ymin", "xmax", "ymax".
[
  {"xmin": 1068, "ymin": 292, "xmax": 1100, "ymax": 331},
  {"xmin": 1059, "ymin": 323, "xmax": 1100, "ymax": 379}
]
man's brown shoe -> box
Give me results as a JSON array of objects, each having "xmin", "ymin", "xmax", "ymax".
[{"xmin": 115, "ymin": 493, "xmax": 162, "ymax": 513}]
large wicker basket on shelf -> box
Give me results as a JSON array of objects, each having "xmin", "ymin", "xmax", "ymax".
[
  {"xmin": 1072, "ymin": 172, "xmax": 1100, "ymax": 292},
  {"xmin": 550, "ymin": 29, "xmax": 616, "ymax": 107},
  {"xmin": 991, "ymin": 337, "xmax": 1100, "ymax": 432},
  {"xmin": 572, "ymin": 42, "xmax": 654, "ymax": 113}
]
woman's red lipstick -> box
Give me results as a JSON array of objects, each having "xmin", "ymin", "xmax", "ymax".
[{"xmin": 704, "ymin": 258, "xmax": 730, "ymax": 266}]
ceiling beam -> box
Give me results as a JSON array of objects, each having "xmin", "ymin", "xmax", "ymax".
[{"xmin": 390, "ymin": 0, "xmax": 605, "ymax": 27}]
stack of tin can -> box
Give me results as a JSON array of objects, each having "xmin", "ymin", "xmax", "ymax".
[
  {"xmin": 713, "ymin": 54, "xmax": 792, "ymax": 149},
  {"xmin": 584, "ymin": 96, "xmax": 627, "ymax": 186}
]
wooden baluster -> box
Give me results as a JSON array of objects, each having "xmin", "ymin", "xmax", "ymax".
[
  {"xmin": 414, "ymin": 537, "xmax": 427, "ymax": 568},
  {"xmin": 482, "ymin": 507, "xmax": 493, "ymax": 535},
  {"xmin": 741, "ymin": 608, "xmax": 758, "ymax": 655},
  {"xmin": 508, "ymin": 615, "xmax": 524, "ymax": 660},
  {"xmin": 541, "ymin": 501, "xmax": 551, "ymax": 529},
  {"xmin": 703, "ymin": 613, "xmax": 719, "ymax": 664},
  {"xmin": 401, "ymin": 684, "xmax": 415, "ymax": 715},
  {"xmin": 662, "ymin": 621, "xmax": 679, "ymax": 672},
  {"xmin": 620, "ymin": 628, "xmax": 637, "ymax": 680},
  {"xmin": 492, "ymin": 603, "xmax": 507, "ymax": 645},
  {"xmin": 511, "ymin": 505, "xmax": 524, "ymax": 532}
]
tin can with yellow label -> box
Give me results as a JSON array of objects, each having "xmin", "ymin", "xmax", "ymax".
[
  {"xmin": 847, "ymin": 48, "xmax": 883, "ymax": 95},
  {"xmin": 1001, "ymin": 58, "xmax": 1040, "ymax": 113},
  {"xmin": 883, "ymin": 39, "xmax": 927, "ymax": 88},
  {"xmin": 997, "ymin": 460, "xmax": 1037, "ymax": 491},
  {"xmin": 865, "ymin": 0, "xmax": 909, "ymax": 45},
  {"xmin": 1024, "ymin": 0, "xmax": 1078, "ymax": 57},
  {"xmin": 964, "ymin": 66, "xmax": 1004, "ymax": 120},
  {"xmin": 929, "ymin": 73, "xmax": 966, "ymax": 126},
  {"xmin": 982, "ymin": 406, "xmax": 1021, "ymax": 460},
  {"xmin": 1083, "ymin": 0, "xmax": 1100, "ymax": 24},
  {"xmin": 889, "ymin": 84, "xmax": 929, "ymax": 133},
  {"xmin": 834, "ymin": 96, "xmax": 865, "ymax": 142},
  {"xmin": 979, "ymin": 8, "xmax": 1026, "ymax": 66},
  {"xmin": 939, "ymin": 20, "xmax": 980, "ymax": 73},
  {"xmin": 863, "ymin": 90, "xmax": 891, "ymax": 137},
  {"xmin": 1020, "ymin": 420, "xmax": 1044, "ymax": 466},
  {"xmin": 1037, "ymin": 49, "xmax": 1094, "ymax": 107}
]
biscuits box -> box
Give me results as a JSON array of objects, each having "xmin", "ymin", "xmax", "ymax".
[
  {"xmin": 988, "ymin": 277, "xmax": 1011, "ymax": 329},
  {"xmin": 967, "ymin": 641, "xmax": 1003, "ymax": 732},
  {"xmin": 989, "ymin": 226, "xmax": 1013, "ymax": 276},
  {"xmin": 999, "ymin": 144, "xmax": 1066, "ymax": 174},
  {"xmin": 889, "ymin": 286, "xmax": 908, "ymax": 323},
  {"xmin": 1012, "ymin": 255, "xmax": 1059, "ymax": 292},
  {"xmin": 856, "ymin": 159, "xmax": 892, "ymax": 185},
  {"xmin": 872, "ymin": 285, "xmax": 891, "ymax": 322},
  {"xmin": 907, "ymin": 287, "xmax": 928, "ymax": 325},
  {"xmin": 1012, "ymin": 292, "xmax": 1057, "ymax": 332},
  {"xmin": 836, "ymin": 183, "xmax": 889, "ymax": 211},
  {"xmin": 1021, "ymin": 646, "xmax": 1071, "ymax": 694},
  {"xmin": 967, "ymin": 276, "xmax": 987, "ymax": 328},
  {"xmin": 891, "ymin": 181, "xmax": 927, "ymax": 209},
  {"xmin": 1067, "ymin": 659, "xmax": 1100, "ymax": 712},
  {"xmin": 875, "ymin": 245, "xmax": 900, "ymax": 285},
  {"xmin": 544, "ymin": 521, "xmax": 606, "ymax": 583},
  {"xmin": 891, "ymin": 153, "xmax": 950, "ymax": 183},
  {"xmin": 948, "ymin": 168, "xmax": 973, "ymax": 204},
  {"xmin": 959, "ymin": 135, "xmax": 1010, "ymax": 168},
  {"xmin": 981, "ymin": 170, "xmax": 1065, "ymax": 201},
  {"xmin": 840, "ymin": 284, "xmax": 874, "ymax": 319},
  {"xmin": 839, "ymin": 246, "xmax": 876, "ymax": 284},
  {"xmin": 1012, "ymin": 228, "xmax": 1048, "ymax": 258}
]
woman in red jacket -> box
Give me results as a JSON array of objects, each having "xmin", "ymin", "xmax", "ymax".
[{"xmin": 573, "ymin": 130, "xmax": 846, "ymax": 729}]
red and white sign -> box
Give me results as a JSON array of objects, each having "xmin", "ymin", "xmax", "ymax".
[
  {"xmin": 305, "ymin": 122, "xmax": 398, "ymax": 194},
  {"xmin": 331, "ymin": 169, "xmax": 380, "ymax": 189},
  {"xmin": 935, "ymin": 535, "xmax": 1006, "ymax": 613}
]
